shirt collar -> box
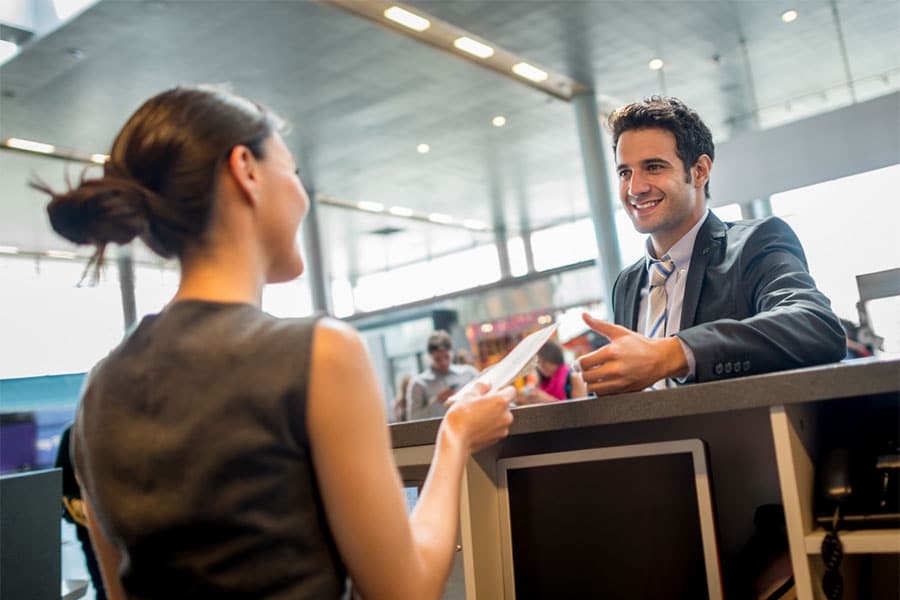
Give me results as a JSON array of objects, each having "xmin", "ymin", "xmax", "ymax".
[{"xmin": 644, "ymin": 209, "xmax": 710, "ymax": 271}]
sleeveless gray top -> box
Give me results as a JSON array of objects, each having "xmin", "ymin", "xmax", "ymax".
[{"xmin": 72, "ymin": 301, "xmax": 345, "ymax": 599}]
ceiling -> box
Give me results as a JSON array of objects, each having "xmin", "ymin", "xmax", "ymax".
[{"xmin": 1, "ymin": 0, "xmax": 898, "ymax": 280}]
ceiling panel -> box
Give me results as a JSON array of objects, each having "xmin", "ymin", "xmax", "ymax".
[{"xmin": 2, "ymin": 0, "xmax": 898, "ymax": 283}]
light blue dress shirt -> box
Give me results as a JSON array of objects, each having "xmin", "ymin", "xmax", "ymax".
[{"xmin": 636, "ymin": 209, "xmax": 711, "ymax": 379}]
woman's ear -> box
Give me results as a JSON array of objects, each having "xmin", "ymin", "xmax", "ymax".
[{"xmin": 227, "ymin": 145, "xmax": 261, "ymax": 206}]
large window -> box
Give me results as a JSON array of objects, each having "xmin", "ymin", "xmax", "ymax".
[
  {"xmin": 352, "ymin": 243, "xmax": 501, "ymax": 313},
  {"xmin": 0, "ymin": 257, "xmax": 125, "ymax": 379},
  {"xmin": 771, "ymin": 164, "xmax": 900, "ymax": 351},
  {"xmin": 771, "ymin": 164, "xmax": 900, "ymax": 320}
]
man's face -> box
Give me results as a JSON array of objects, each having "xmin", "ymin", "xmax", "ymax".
[
  {"xmin": 430, "ymin": 348, "xmax": 452, "ymax": 374},
  {"xmin": 615, "ymin": 128, "xmax": 709, "ymax": 255}
]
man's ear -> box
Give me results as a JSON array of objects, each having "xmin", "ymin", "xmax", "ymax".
[
  {"xmin": 227, "ymin": 145, "xmax": 261, "ymax": 206},
  {"xmin": 692, "ymin": 154, "xmax": 712, "ymax": 191}
]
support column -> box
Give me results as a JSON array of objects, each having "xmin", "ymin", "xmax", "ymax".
[
  {"xmin": 740, "ymin": 197, "xmax": 774, "ymax": 220},
  {"xmin": 116, "ymin": 246, "xmax": 136, "ymax": 332},
  {"xmin": 573, "ymin": 91, "xmax": 622, "ymax": 305},
  {"xmin": 303, "ymin": 190, "xmax": 331, "ymax": 315},
  {"xmin": 494, "ymin": 225, "xmax": 511, "ymax": 280},
  {"xmin": 522, "ymin": 230, "xmax": 536, "ymax": 274}
]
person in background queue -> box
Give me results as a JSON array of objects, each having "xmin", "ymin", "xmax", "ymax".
[
  {"xmin": 517, "ymin": 340, "xmax": 588, "ymax": 403},
  {"xmin": 406, "ymin": 331, "xmax": 478, "ymax": 421}
]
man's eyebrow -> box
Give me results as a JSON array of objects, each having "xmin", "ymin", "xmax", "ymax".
[{"xmin": 616, "ymin": 157, "xmax": 672, "ymax": 170}]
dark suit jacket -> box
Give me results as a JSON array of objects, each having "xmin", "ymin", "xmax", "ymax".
[{"xmin": 612, "ymin": 212, "xmax": 846, "ymax": 382}]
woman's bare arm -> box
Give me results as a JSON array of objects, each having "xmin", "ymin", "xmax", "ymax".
[{"xmin": 307, "ymin": 318, "xmax": 512, "ymax": 599}]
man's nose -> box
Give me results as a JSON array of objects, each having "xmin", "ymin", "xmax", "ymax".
[{"xmin": 628, "ymin": 171, "xmax": 650, "ymax": 197}]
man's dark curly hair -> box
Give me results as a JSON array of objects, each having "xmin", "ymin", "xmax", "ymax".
[{"xmin": 607, "ymin": 96, "xmax": 715, "ymax": 199}]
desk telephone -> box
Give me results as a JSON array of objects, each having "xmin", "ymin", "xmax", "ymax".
[{"xmin": 815, "ymin": 441, "xmax": 900, "ymax": 528}]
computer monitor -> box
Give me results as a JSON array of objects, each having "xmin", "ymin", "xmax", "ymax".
[
  {"xmin": 0, "ymin": 412, "xmax": 37, "ymax": 474},
  {"xmin": 497, "ymin": 439, "xmax": 722, "ymax": 599}
]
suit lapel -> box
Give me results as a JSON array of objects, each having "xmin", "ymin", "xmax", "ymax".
[
  {"xmin": 680, "ymin": 212, "xmax": 727, "ymax": 329},
  {"xmin": 620, "ymin": 262, "xmax": 645, "ymax": 331}
]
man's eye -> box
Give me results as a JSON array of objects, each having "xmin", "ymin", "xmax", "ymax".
[{"xmin": 617, "ymin": 170, "xmax": 630, "ymax": 179}]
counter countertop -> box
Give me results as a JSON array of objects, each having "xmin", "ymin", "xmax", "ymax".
[{"xmin": 389, "ymin": 357, "xmax": 900, "ymax": 448}]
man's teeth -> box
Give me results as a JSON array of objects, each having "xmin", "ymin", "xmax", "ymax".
[{"xmin": 632, "ymin": 199, "xmax": 661, "ymax": 209}]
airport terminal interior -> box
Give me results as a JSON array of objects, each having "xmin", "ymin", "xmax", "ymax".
[{"xmin": 1, "ymin": 0, "xmax": 898, "ymax": 598}]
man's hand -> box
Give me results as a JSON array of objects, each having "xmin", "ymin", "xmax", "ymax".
[{"xmin": 578, "ymin": 313, "xmax": 688, "ymax": 395}]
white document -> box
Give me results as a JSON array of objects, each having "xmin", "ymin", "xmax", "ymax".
[{"xmin": 451, "ymin": 323, "xmax": 559, "ymax": 400}]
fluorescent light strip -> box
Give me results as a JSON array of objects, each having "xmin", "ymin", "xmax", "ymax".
[
  {"xmin": 357, "ymin": 201, "xmax": 385, "ymax": 212},
  {"xmin": 0, "ymin": 246, "xmax": 19, "ymax": 254},
  {"xmin": 384, "ymin": 6, "xmax": 430, "ymax": 31},
  {"xmin": 5, "ymin": 138, "xmax": 56, "ymax": 154},
  {"xmin": 46, "ymin": 250, "xmax": 77, "ymax": 259},
  {"xmin": 91, "ymin": 154, "xmax": 109, "ymax": 164},
  {"xmin": 428, "ymin": 213, "xmax": 454, "ymax": 224},
  {"xmin": 389, "ymin": 206, "xmax": 415, "ymax": 217},
  {"xmin": 453, "ymin": 36, "xmax": 494, "ymax": 59},
  {"xmin": 512, "ymin": 62, "xmax": 548, "ymax": 83},
  {"xmin": 462, "ymin": 219, "xmax": 488, "ymax": 230}
]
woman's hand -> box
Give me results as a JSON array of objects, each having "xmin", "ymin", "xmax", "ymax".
[{"xmin": 442, "ymin": 382, "xmax": 514, "ymax": 454}]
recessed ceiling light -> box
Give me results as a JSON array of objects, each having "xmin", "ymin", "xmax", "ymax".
[
  {"xmin": 389, "ymin": 206, "xmax": 415, "ymax": 217},
  {"xmin": 781, "ymin": 9, "xmax": 799, "ymax": 23},
  {"xmin": 416, "ymin": 143, "xmax": 430, "ymax": 154},
  {"xmin": 453, "ymin": 36, "xmax": 494, "ymax": 59},
  {"xmin": 90, "ymin": 154, "xmax": 109, "ymax": 164},
  {"xmin": 5, "ymin": 138, "xmax": 56, "ymax": 154},
  {"xmin": 383, "ymin": 6, "xmax": 430, "ymax": 32},
  {"xmin": 428, "ymin": 212, "xmax": 454, "ymax": 224},
  {"xmin": 462, "ymin": 219, "xmax": 488, "ymax": 230},
  {"xmin": 492, "ymin": 115, "xmax": 507, "ymax": 127},
  {"xmin": 648, "ymin": 58, "xmax": 665, "ymax": 71},
  {"xmin": 512, "ymin": 62, "xmax": 548, "ymax": 83},
  {"xmin": 357, "ymin": 201, "xmax": 385, "ymax": 212}
]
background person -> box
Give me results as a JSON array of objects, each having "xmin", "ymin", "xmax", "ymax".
[
  {"xmin": 35, "ymin": 86, "xmax": 514, "ymax": 600},
  {"xmin": 55, "ymin": 423, "xmax": 107, "ymax": 600},
  {"xmin": 578, "ymin": 96, "xmax": 845, "ymax": 394},
  {"xmin": 406, "ymin": 331, "xmax": 478, "ymax": 420},
  {"xmin": 516, "ymin": 340, "xmax": 587, "ymax": 403}
]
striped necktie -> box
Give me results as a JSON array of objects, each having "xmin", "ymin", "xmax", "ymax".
[{"xmin": 646, "ymin": 255, "xmax": 675, "ymax": 389}]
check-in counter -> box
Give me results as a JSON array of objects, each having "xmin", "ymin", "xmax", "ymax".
[{"xmin": 390, "ymin": 357, "xmax": 900, "ymax": 599}]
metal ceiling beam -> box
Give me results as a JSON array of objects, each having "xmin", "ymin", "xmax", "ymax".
[{"xmin": 315, "ymin": 0, "xmax": 588, "ymax": 101}]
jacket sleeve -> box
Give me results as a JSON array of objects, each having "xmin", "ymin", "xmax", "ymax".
[{"xmin": 675, "ymin": 217, "xmax": 846, "ymax": 382}]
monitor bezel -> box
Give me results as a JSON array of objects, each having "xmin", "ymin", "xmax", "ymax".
[{"xmin": 496, "ymin": 438, "xmax": 723, "ymax": 599}]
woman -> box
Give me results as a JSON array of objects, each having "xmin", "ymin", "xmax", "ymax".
[
  {"xmin": 35, "ymin": 86, "xmax": 514, "ymax": 599},
  {"xmin": 517, "ymin": 339, "xmax": 587, "ymax": 404}
]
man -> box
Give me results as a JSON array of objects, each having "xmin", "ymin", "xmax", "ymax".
[
  {"xmin": 406, "ymin": 331, "xmax": 479, "ymax": 420},
  {"xmin": 579, "ymin": 96, "xmax": 845, "ymax": 394}
]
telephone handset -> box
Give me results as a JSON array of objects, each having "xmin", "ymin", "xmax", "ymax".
[{"xmin": 815, "ymin": 442, "xmax": 900, "ymax": 528}]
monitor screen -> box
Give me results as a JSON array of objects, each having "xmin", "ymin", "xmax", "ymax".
[
  {"xmin": 498, "ymin": 439, "xmax": 722, "ymax": 599},
  {"xmin": 0, "ymin": 413, "xmax": 37, "ymax": 474}
]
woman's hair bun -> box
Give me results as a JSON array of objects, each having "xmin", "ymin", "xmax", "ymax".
[{"xmin": 38, "ymin": 175, "xmax": 153, "ymax": 247}]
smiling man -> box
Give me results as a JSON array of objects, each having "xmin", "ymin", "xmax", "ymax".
[{"xmin": 578, "ymin": 96, "xmax": 846, "ymax": 394}]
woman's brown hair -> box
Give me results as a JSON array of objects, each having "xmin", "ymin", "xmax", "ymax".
[{"xmin": 33, "ymin": 86, "xmax": 283, "ymax": 273}]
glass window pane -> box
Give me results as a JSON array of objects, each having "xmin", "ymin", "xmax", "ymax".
[
  {"xmin": 770, "ymin": 164, "xmax": 900, "ymax": 323},
  {"xmin": 0, "ymin": 257, "xmax": 124, "ymax": 379},
  {"xmin": 134, "ymin": 264, "xmax": 179, "ymax": 318},
  {"xmin": 263, "ymin": 277, "xmax": 314, "ymax": 318},
  {"xmin": 507, "ymin": 237, "xmax": 528, "ymax": 277},
  {"xmin": 531, "ymin": 219, "xmax": 598, "ymax": 272}
]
